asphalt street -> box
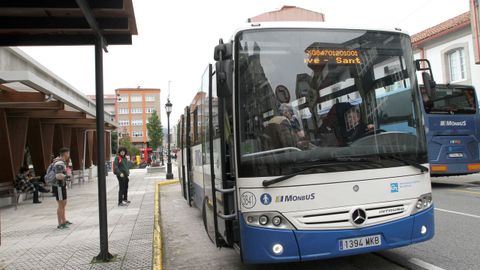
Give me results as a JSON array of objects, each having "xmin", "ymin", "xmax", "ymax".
[
  {"xmin": 160, "ymin": 173, "xmax": 480, "ymax": 270},
  {"xmin": 380, "ymin": 175, "xmax": 480, "ymax": 270}
]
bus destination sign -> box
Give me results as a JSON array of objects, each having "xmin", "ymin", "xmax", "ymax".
[{"xmin": 305, "ymin": 49, "xmax": 362, "ymax": 65}]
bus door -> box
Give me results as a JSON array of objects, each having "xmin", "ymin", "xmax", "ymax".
[
  {"xmin": 179, "ymin": 115, "xmax": 186, "ymax": 200},
  {"xmin": 184, "ymin": 106, "xmax": 193, "ymax": 206},
  {"xmin": 202, "ymin": 62, "xmax": 236, "ymax": 247}
]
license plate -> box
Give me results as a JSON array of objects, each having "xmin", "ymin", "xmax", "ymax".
[
  {"xmin": 448, "ymin": 153, "xmax": 463, "ymax": 158},
  {"xmin": 339, "ymin": 235, "xmax": 381, "ymax": 251}
]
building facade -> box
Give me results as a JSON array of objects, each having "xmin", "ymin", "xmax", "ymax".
[
  {"xmin": 87, "ymin": 94, "xmax": 117, "ymax": 116},
  {"xmin": 249, "ymin": 5, "xmax": 325, "ymax": 23},
  {"xmin": 412, "ymin": 12, "xmax": 480, "ymax": 91},
  {"xmin": 115, "ymin": 88, "xmax": 161, "ymax": 147}
]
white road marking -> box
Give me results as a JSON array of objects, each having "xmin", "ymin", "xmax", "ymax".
[
  {"xmin": 409, "ymin": 258, "xmax": 445, "ymax": 270},
  {"xmin": 435, "ymin": 208, "xmax": 480, "ymax": 219}
]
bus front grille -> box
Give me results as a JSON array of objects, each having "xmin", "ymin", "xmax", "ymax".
[{"xmin": 286, "ymin": 200, "xmax": 415, "ymax": 230}]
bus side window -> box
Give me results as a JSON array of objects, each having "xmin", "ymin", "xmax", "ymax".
[{"xmin": 193, "ymin": 107, "xmax": 199, "ymax": 145}]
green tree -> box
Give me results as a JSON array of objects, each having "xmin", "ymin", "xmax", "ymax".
[
  {"xmin": 147, "ymin": 110, "xmax": 163, "ymax": 151},
  {"xmin": 119, "ymin": 136, "xmax": 140, "ymax": 157},
  {"xmin": 111, "ymin": 131, "xmax": 118, "ymax": 154}
]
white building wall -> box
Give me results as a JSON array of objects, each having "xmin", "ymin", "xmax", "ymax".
[{"xmin": 414, "ymin": 28, "xmax": 480, "ymax": 94}]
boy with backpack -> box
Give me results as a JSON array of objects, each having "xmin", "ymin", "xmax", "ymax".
[
  {"xmin": 114, "ymin": 147, "xmax": 130, "ymax": 206},
  {"xmin": 46, "ymin": 147, "xmax": 72, "ymax": 229}
]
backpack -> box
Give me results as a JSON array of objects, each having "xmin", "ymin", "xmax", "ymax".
[{"xmin": 45, "ymin": 162, "xmax": 57, "ymax": 184}]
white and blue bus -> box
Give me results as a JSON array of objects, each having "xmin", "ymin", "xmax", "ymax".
[
  {"xmin": 419, "ymin": 83, "xmax": 480, "ymax": 175},
  {"xmin": 176, "ymin": 22, "xmax": 434, "ymax": 264}
]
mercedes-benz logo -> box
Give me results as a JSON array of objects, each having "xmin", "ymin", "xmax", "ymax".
[{"xmin": 351, "ymin": 208, "xmax": 367, "ymax": 225}]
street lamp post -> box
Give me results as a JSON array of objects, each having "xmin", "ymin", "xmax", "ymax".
[
  {"xmin": 165, "ymin": 98, "xmax": 173, "ymax": 179},
  {"xmin": 160, "ymin": 146, "xmax": 164, "ymax": 166}
]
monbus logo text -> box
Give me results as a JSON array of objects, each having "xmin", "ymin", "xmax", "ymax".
[
  {"xmin": 439, "ymin": 120, "xmax": 467, "ymax": 127},
  {"xmin": 275, "ymin": 193, "xmax": 316, "ymax": 203}
]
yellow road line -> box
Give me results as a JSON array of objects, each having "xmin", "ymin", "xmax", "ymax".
[
  {"xmin": 159, "ymin": 180, "xmax": 180, "ymax": 186},
  {"xmin": 153, "ymin": 180, "xmax": 179, "ymax": 270},
  {"xmin": 448, "ymin": 189, "xmax": 480, "ymax": 196}
]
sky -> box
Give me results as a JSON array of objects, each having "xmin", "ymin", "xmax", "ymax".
[{"xmin": 20, "ymin": 0, "xmax": 470, "ymax": 124}]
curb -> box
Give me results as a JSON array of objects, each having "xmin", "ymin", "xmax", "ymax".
[{"xmin": 153, "ymin": 180, "xmax": 179, "ymax": 270}]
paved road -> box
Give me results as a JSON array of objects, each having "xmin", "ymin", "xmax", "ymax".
[
  {"xmin": 160, "ymin": 184, "xmax": 405, "ymax": 270},
  {"xmin": 160, "ymin": 174, "xmax": 480, "ymax": 270},
  {"xmin": 380, "ymin": 178, "xmax": 480, "ymax": 270}
]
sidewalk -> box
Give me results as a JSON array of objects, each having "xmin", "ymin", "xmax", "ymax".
[{"xmin": 0, "ymin": 169, "xmax": 164, "ymax": 270}]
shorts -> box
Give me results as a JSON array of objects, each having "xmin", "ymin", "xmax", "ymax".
[{"xmin": 54, "ymin": 185, "xmax": 67, "ymax": 201}]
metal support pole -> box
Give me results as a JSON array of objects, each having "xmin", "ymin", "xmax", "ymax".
[
  {"xmin": 82, "ymin": 129, "xmax": 96, "ymax": 181},
  {"xmin": 161, "ymin": 146, "xmax": 164, "ymax": 166},
  {"xmin": 83, "ymin": 130, "xmax": 87, "ymax": 174},
  {"xmin": 166, "ymin": 111, "xmax": 173, "ymax": 179},
  {"xmin": 94, "ymin": 40, "xmax": 113, "ymax": 262}
]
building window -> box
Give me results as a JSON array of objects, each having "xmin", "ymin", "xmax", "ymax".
[
  {"xmin": 119, "ymin": 120, "xmax": 129, "ymax": 126},
  {"xmin": 118, "ymin": 108, "xmax": 129, "ymax": 114},
  {"xmin": 448, "ymin": 48, "xmax": 466, "ymax": 82},
  {"xmin": 131, "ymin": 95, "xmax": 142, "ymax": 102},
  {"xmin": 118, "ymin": 95, "xmax": 128, "ymax": 103},
  {"xmin": 132, "ymin": 120, "xmax": 143, "ymax": 126},
  {"xmin": 146, "ymin": 108, "xmax": 155, "ymax": 114},
  {"xmin": 146, "ymin": 95, "xmax": 156, "ymax": 102},
  {"xmin": 132, "ymin": 131, "xmax": 143, "ymax": 137},
  {"xmin": 131, "ymin": 108, "xmax": 142, "ymax": 114}
]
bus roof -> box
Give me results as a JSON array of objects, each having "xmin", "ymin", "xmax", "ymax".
[{"xmin": 231, "ymin": 21, "xmax": 410, "ymax": 39}]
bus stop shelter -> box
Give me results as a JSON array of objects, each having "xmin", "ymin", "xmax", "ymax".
[
  {"xmin": 0, "ymin": 47, "xmax": 117, "ymax": 181},
  {"xmin": 0, "ymin": 0, "xmax": 137, "ymax": 261}
]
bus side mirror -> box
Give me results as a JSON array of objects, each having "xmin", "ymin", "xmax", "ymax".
[
  {"xmin": 421, "ymin": 72, "xmax": 436, "ymax": 97},
  {"xmin": 216, "ymin": 60, "xmax": 233, "ymax": 98},
  {"xmin": 214, "ymin": 39, "xmax": 233, "ymax": 98},
  {"xmin": 214, "ymin": 39, "xmax": 232, "ymax": 61},
  {"xmin": 415, "ymin": 59, "xmax": 437, "ymax": 97}
]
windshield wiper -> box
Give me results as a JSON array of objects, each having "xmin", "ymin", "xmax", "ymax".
[
  {"xmin": 262, "ymin": 155, "xmax": 428, "ymax": 187},
  {"xmin": 376, "ymin": 154, "xmax": 429, "ymax": 173},
  {"xmin": 262, "ymin": 158, "xmax": 374, "ymax": 187},
  {"xmin": 262, "ymin": 163, "xmax": 333, "ymax": 187}
]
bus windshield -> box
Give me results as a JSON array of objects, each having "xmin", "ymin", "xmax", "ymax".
[
  {"xmin": 421, "ymin": 85, "xmax": 477, "ymax": 114},
  {"xmin": 236, "ymin": 29, "xmax": 427, "ymax": 178}
]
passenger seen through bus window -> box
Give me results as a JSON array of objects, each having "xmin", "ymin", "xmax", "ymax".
[{"xmin": 263, "ymin": 104, "xmax": 308, "ymax": 150}]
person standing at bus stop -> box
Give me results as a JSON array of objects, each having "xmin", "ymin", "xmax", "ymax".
[
  {"xmin": 114, "ymin": 147, "xmax": 131, "ymax": 206},
  {"xmin": 52, "ymin": 147, "xmax": 71, "ymax": 229}
]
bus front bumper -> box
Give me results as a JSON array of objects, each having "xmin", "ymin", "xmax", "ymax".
[{"xmin": 239, "ymin": 206, "xmax": 434, "ymax": 264}]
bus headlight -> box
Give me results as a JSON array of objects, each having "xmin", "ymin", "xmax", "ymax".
[
  {"xmin": 412, "ymin": 193, "xmax": 433, "ymax": 214},
  {"xmin": 259, "ymin": 215, "xmax": 269, "ymax": 225},
  {"xmin": 272, "ymin": 216, "xmax": 282, "ymax": 226},
  {"xmin": 416, "ymin": 199, "xmax": 423, "ymax": 209},
  {"xmin": 243, "ymin": 212, "xmax": 295, "ymax": 230}
]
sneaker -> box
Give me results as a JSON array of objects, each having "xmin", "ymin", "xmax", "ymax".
[
  {"xmin": 118, "ymin": 202, "xmax": 128, "ymax": 206},
  {"xmin": 123, "ymin": 200, "xmax": 131, "ymax": 204},
  {"xmin": 33, "ymin": 201, "xmax": 42, "ymax": 204},
  {"xmin": 57, "ymin": 224, "xmax": 68, "ymax": 229},
  {"xmin": 65, "ymin": 221, "xmax": 73, "ymax": 225}
]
